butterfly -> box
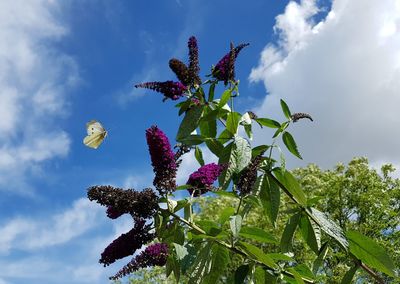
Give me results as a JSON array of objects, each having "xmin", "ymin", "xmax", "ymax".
[{"xmin": 83, "ymin": 120, "xmax": 107, "ymax": 149}]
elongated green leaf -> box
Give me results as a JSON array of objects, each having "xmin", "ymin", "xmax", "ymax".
[
  {"xmin": 313, "ymin": 242, "xmax": 329, "ymax": 275},
  {"xmin": 218, "ymin": 207, "xmax": 235, "ymax": 225},
  {"xmin": 299, "ymin": 215, "xmax": 321, "ymax": 254},
  {"xmin": 201, "ymin": 108, "xmax": 219, "ymax": 122},
  {"xmin": 218, "ymin": 128, "xmax": 234, "ymax": 141},
  {"xmin": 208, "ymin": 82, "xmax": 216, "ymax": 101},
  {"xmin": 340, "ymin": 264, "xmax": 359, "ymax": 284},
  {"xmin": 226, "ymin": 112, "xmax": 242, "ymax": 135},
  {"xmin": 281, "ymin": 213, "xmax": 300, "ymax": 253},
  {"xmin": 347, "ymin": 230, "xmax": 396, "ymax": 277},
  {"xmin": 166, "ymin": 255, "xmax": 180, "ymax": 281},
  {"xmin": 282, "ymin": 131, "xmax": 302, "ymax": 159},
  {"xmin": 203, "ymin": 244, "xmax": 230, "ymax": 283},
  {"xmin": 177, "ymin": 105, "xmax": 203, "ymax": 141},
  {"xmin": 267, "ymin": 253, "xmax": 294, "ymax": 261},
  {"xmin": 244, "ymin": 124, "xmax": 253, "ymax": 140},
  {"xmin": 254, "ymin": 266, "xmax": 277, "ymax": 284},
  {"xmin": 178, "ymin": 100, "xmax": 192, "ymax": 116},
  {"xmin": 293, "ymin": 264, "xmax": 315, "ymax": 281},
  {"xmin": 259, "ymin": 174, "xmax": 280, "ymax": 226},
  {"xmin": 180, "ymin": 135, "xmax": 204, "ymax": 145},
  {"xmin": 205, "ymin": 139, "xmax": 224, "ymax": 157},
  {"xmin": 188, "ymin": 243, "xmax": 212, "ymax": 284},
  {"xmin": 239, "ymin": 226, "xmax": 278, "ymax": 244},
  {"xmin": 200, "ymin": 107, "xmax": 217, "ymax": 138},
  {"xmin": 195, "ymin": 146, "xmax": 205, "ymax": 166},
  {"xmin": 308, "ymin": 207, "xmax": 348, "ymax": 250},
  {"xmin": 272, "ymin": 121, "xmax": 289, "ymax": 138},
  {"xmin": 255, "ymin": 118, "xmax": 281, "ymax": 128},
  {"xmin": 219, "ymin": 137, "xmax": 251, "ymax": 189},
  {"xmin": 252, "ymin": 145, "xmax": 269, "ymax": 158},
  {"xmin": 219, "ymin": 89, "xmax": 232, "ymax": 107},
  {"xmin": 280, "ymin": 99, "xmax": 291, "ymax": 119},
  {"xmin": 287, "ymin": 268, "xmax": 305, "ymax": 284},
  {"xmin": 273, "ymin": 169, "xmax": 307, "ymax": 206},
  {"xmin": 234, "ymin": 265, "xmax": 249, "ymax": 284},
  {"xmin": 230, "ymin": 215, "xmax": 242, "ymax": 238},
  {"xmin": 239, "ymin": 241, "xmax": 278, "ymax": 269}
]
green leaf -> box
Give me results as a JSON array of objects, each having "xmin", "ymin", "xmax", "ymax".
[
  {"xmin": 287, "ymin": 268, "xmax": 305, "ymax": 284},
  {"xmin": 208, "ymin": 82, "xmax": 216, "ymax": 101},
  {"xmin": 312, "ymin": 242, "xmax": 329, "ymax": 275},
  {"xmin": 173, "ymin": 243, "xmax": 188, "ymax": 260},
  {"xmin": 299, "ymin": 215, "xmax": 321, "ymax": 254},
  {"xmin": 203, "ymin": 244, "xmax": 230, "ymax": 283},
  {"xmin": 252, "ymin": 145, "xmax": 269, "ymax": 158},
  {"xmin": 280, "ymin": 212, "xmax": 301, "ymax": 253},
  {"xmin": 340, "ymin": 264, "xmax": 359, "ymax": 284},
  {"xmin": 218, "ymin": 128, "xmax": 234, "ymax": 142},
  {"xmin": 177, "ymin": 105, "xmax": 203, "ymax": 141},
  {"xmin": 195, "ymin": 146, "xmax": 205, "ymax": 166},
  {"xmin": 282, "ymin": 131, "xmax": 302, "ymax": 159},
  {"xmin": 218, "ymin": 207, "xmax": 235, "ymax": 225},
  {"xmin": 188, "ymin": 242, "xmax": 212, "ymax": 284},
  {"xmin": 166, "ymin": 255, "xmax": 180, "ymax": 282},
  {"xmin": 267, "ymin": 253, "xmax": 294, "ymax": 261},
  {"xmin": 280, "ymin": 99, "xmax": 292, "ymax": 119},
  {"xmin": 230, "ymin": 215, "xmax": 242, "ymax": 238},
  {"xmin": 205, "ymin": 139, "xmax": 224, "ymax": 157},
  {"xmin": 178, "ymin": 99, "xmax": 192, "ymax": 116},
  {"xmin": 239, "ymin": 226, "xmax": 278, "ymax": 244},
  {"xmin": 254, "ymin": 266, "xmax": 277, "ymax": 284},
  {"xmin": 272, "ymin": 121, "xmax": 289, "ymax": 138},
  {"xmin": 197, "ymin": 220, "xmax": 222, "ymax": 237},
  {"xmin": 234, "ymin": 265, "xmax": 250, "ymax": 284},
  {"xmin": 226, "ymin": 112, "xmax": 242, "ymax": 135},
  {"xmin": 308, "ymin": 207, "xmax": 349, "ymax": 250},
  {"xmin": 255, "ymin": 118, "xmax": 281, "ymax": 128},
  {"xmin": 292, "ymin": 264, "xmax": 315, "ymax": 281},
  {"xmin": 219, "ymin": 137, "xmax": 251, "ymax": 189},
  {"xmin": 244, "ymin": 124, "xmax": 253, "ymax": 140},
  {"xmin": 219, "ymin": 89, "xmax": 232, "ymax": 107},
  {"xmin": 259, "ymin": 174, "xmax": 281, "ymax": 226},
  {"xmin": 347, "ymin": 230, "xmax": 396, "ymax": 277},
  {"xmin": 273, "ymin": 169, "xmax": 307, "ymax": 206},
  {"xmin": 179, "ymin": 135, "xmax": 204, "ymax": 145},
  {"xmin": 200, "ymin": 107, "xmax": 217, "ymax": 138},
  {"xmin": 239, "ymin": 241, "xmax": 278, "ymax": 269}
]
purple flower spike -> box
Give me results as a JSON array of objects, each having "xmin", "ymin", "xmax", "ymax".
[
  {"xmin": 99, "ymin": 218, "xmax": 154, "ymax": 266},
  {"xmin": 187, "ymin": 163, "xmax": 225, "ymax": 196},
  {"xmin": 106, "ymin": 206, "xmax": 124, "ymax": 219},
  {"xmin": 212, "ymin": 43, "xmax": 249, "ymax": 85},
  {"xmin": 146, "ymin": 126, "xmax": 177, "ymax": 195},
  {"xmin": 135, "ymin": 81, "xmax": 187, "ymax": 101},
  {"xmin": 188, "ymin": 36, "xmax": 201, "ymax": 86},
  {"xmin": 110, "ymin": 243, "xmax": 168, "ymax": 280}
]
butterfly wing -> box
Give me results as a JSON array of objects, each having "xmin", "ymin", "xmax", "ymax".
[{"xmin": 84, "ymin": 120, "xmax": 107, "ymax": 149}]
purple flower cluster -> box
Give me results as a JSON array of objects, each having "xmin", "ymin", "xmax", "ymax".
[
  {"xmin": 146, "ymin": 126, "xmax": 177, "ymax": 195},
  {"xmin": 135, "ymin": 81, "xmax": 187, "ymax": 101},
  {"xmin": 187, "ymin": 163, "xmax": 225, "ymax": 196},
  {"xmin": 169, "ymin": 58, "xmax": 190, "ymax": 86},
  {"xmin": 87, "ymin": 186, "xmax": 159, "ymax": 219},
  {"xmin": 212, "ymin": 43, "xmax": 249, "ymax": 85},
  {"xmin": 99, "ymin": 218, "xmax": 155, "ymax": 266},
  {"xmin": 188, "ymin": 36, "xmax": 201, "ymax": 86},
  {"xmin": 110, "ymin": 243, "xmax": 168, "ymax": 280}
]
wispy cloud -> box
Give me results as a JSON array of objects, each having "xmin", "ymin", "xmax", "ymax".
[
  {"xmin": 250, "ymin": 0, "xmax": 400, "ymax": 170},
  {"xmin": 0, "ymin": 0, "xmax": 79, "ymax": 194}
]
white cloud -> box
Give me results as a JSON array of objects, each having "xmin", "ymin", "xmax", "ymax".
[
  {"xmin": 0, "ymin": 199, "xmax": 103, "ymax": 254},
  {"xmin": 250, "ymin": 0, "xmax": 400, "ymax": 170},
  {"xmin": 0, "ymin": 0, "xmax": 79, "ymax": 194}
]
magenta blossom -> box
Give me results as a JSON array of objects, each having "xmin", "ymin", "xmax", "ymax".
[
  {"xmin": 146, "ymin": 126, "xmax": 177, "ymax": 194},
  {"xmin": 187, "ymin": 163, "xmax": 225, "ymax": 196},
  {"xmin": 135, "ymin": 81, "xmax": 187, "ymax": 101}
]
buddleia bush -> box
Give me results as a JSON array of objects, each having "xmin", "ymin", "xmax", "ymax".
[{"xmin": 87, "ymin": 37, "xmax": 397, "ymax": 283}]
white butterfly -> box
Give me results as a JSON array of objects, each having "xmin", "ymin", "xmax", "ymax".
[{"xmin": 83, "ymin": 120, "xmax": 107, "ymax": 149}]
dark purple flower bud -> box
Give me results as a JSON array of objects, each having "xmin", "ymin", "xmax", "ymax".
[
  {"xmin": 291, "ymin": 112, "xmax": 313, "ymax": 123},
  {"xmin": 236, "ymin": 152, "xmax": 265, "ymax": 196},
  {"xmin": 169, "ymin": 58, "xmax": 190, "ymax": 86},
  {"xmin": 99, "ymin": 218, "xmax": 155, "ymax": 266},
  {"xmin": 212, "ymin": 43, "xmax": 249, "ymax": 85},
  {"xmin": 87, "ymin": 186, "xmax": 159, "ymax": 219},
  {"xmin": 146, "ymin": 126, "xmax": 177, "ymax": 195},
  {"xmin": 110, "ymin": 243, "xmax": 168, "ymax": 280},
  {"xmin": 135, "ymin": 81, "xmax": 187, "ymax": 101},
  {"xmin": 187, "ymin": 163, "xmax": 225, "ymax": 196},
  {"xmin": 188, "ymin": 36, "xmax": 201, "ymax": 86},
  {"xmin": 106, "ymin": 206, "xmax": 124, "ymax": 219}
]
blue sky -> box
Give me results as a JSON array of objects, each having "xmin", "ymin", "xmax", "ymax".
[{"xmin": 1, "ymin": 0, "xmax": 400, "ymax": 283}]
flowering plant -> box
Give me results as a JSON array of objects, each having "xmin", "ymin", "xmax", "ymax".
[{"xmin": 87, "ymin": 37, "xmax": 396, "ymax": 283}]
